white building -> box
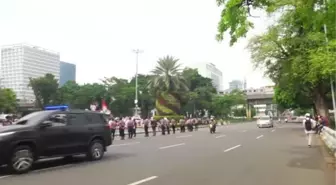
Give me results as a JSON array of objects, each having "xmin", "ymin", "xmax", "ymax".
[
  {"xmin": 0, "ymin": 43, "xmax": 60, "ymax": 103},
  {"xmin": 193, "ymin": 63, "xmax": 223, "ymax": 92},
  {"xmin": 229, "ymin": 80, "xmax": 244, "ymax": 91}
]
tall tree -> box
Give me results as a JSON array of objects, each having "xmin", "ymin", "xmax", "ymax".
[
  {"xmin": 181, "ymin": 68, "xmax": 217, "ymax": 116},
  {"xmin": 216, "ymin": 0, "xmax": 336, "ymax": 119},
  {"xmin": 105, "ymin": 77, "xmax": 135, "ymax": 116},
  {"xmin": 148, "ymin": 56, "xmax": 189, "ymax": 116},
  {"xmin": 54, "ymin": 81, "xmax": 81, "ymax": 107},
  {"xmin": 0, "ymin": 88, "xmax": 17, "ymax": 113},
  {"xmin": 29, "ymin": 74, "xmax": 59, "ymax": 108}
]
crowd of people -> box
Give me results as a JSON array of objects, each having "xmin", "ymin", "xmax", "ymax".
[
  {"xmin": 0, "ymin": 114, "xmax": 17, "ymax": 126},
  {"xmin": 107, "ymin": 117, "xmax": 217, "ymax": 140}
]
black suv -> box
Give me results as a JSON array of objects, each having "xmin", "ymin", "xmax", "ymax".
[{"xmin": 0, "ymin": 110, "xmax": 112, "ymax": 174}]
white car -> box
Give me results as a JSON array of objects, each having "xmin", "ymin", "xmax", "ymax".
[{"xmin": 257, "ymin": 116, "xmax": 274, "ymax": 128}]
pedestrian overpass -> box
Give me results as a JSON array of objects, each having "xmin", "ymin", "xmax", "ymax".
[{"xmin": 244, "ymin": 86, "xmax": 277, "ymax": 118}]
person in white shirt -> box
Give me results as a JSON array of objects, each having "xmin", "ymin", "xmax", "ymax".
[{"xmin": 302, "ymin": 113, "xmax": 316, "ymax": 147}]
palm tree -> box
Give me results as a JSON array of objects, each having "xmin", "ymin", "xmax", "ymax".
[
  {"xmin": 148, "ymin": 56, "xmax": 189, "ymax": 116},
  {"xmin": 148, "ymin": 56, "xmax": 188, "ymax": 93}
]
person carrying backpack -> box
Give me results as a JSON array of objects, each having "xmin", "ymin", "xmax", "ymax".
[{"xmin": 303, "ymin": 113, "xmax": 316, "ymax": 147}]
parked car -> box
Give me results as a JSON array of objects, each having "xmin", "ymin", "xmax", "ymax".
[
  {"xmin": 0, "ymin": 110, "xmax": 112, "ymax": 174},
  {"xmin": 257, "ymin": 116, "xmax": 274, "ymax": 128}
]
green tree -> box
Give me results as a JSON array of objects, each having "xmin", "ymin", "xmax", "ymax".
[
  {"xmin": 217, "ymin": 0, "xmax": 336, "ymax": 119},
  {"xmin": 54, "ymin": 81, "xmax": 80, "ymax": 107},
  {"xmin": 181, "ymin": 68, "xmax": 217, "ymax": 116},
  {"xmin": 103, "ymin": 77, "xmax": 135, "ymax": 116},
  {"xmin": 0, "ymin": 88, "xmax": 17, "ymax": 113},
  {"xmin": 75, "ymin": 83, "xmax": 107, "ymax": 109},
  {"xmin": 148, "ymin": 56, "xmax": 189, "ymax": 116},
  {"xmin": 211, "ymin": 90, "xmax": 246, "ymax": 118},
  {"xmin": 29, "ymin": 73, "xmax": 59, "ymax": 108}
]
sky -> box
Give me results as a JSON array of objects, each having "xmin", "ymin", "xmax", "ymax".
[{"xmin": 0, "ymin": 0, "xmax": 274, "ymax": 90}]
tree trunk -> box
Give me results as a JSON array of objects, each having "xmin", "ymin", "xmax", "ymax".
[
  {"xmin": 312, "ymin": 105, "xmax": 317, "ymax": 116},
  {"xmin": 313, "ymin": 88, "xmax": 329, "ymax": 121}
]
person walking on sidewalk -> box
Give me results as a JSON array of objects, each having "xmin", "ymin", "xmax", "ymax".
[
  {"xmin": 160, "ymin": 118, "xmax": 166, "ymax": 135},
  {"xmin": 303, "ymin": 113, "xmax": 316, "ymax": 148},
  {"xmin": 126, "ymin": 118, "xmax": 135, "ymax": 139},
  {"xmin": 171, "ymin": 119, "xmax": 177, "ymax": 134},
  {"xmin": 109, "ymin": 118, "xmax": 118, "ymax": 139},
  {"xmin": 151, "ymin": 117, "xmax": 157, "ymax": 136},
  {"xmin": 118, "ymin": 118, "xmax": 126, "ymax": 140},
  {"xmin": 143, "ymin": 118, "xmax": 150, "ymax": 137},
  {"xmin": 166, "ymin": 118, "xmax": 171, "ymax": 135},
  {"xmin": 179, "ymin": 118, "xmax": 186, "ymax": 133}
]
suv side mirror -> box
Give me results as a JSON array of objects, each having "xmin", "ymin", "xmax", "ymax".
[{"xmin": 40, "ymin": 120, "xmax": 52, "ymax": 128}]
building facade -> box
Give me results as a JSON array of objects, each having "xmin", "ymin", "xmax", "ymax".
[
  {"xmin": 59, "ymin": 61, "xmax": 76, "ymax": 86},
  {"xmin": 0, "ymin": 43, "xmax": 60, "ymax": 103},
  {"xmin": 229, "ymin": 80, "xmax": 244, "ymax": 91},
  {"xmin": 194, "ymin": 63, "xmax": 223, "ymax": 92}
]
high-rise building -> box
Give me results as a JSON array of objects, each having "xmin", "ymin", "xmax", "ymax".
[
  {"xmin": 0, "ymin": 43, "xmax": 60, "ymax": 103},
  {"xmin": 193, "ymin": 63, "xmax": 223, "ymax": 92},
  {"xmin": 59, "ymin": 61, "xmax": 76, "ymax": 86},
  {"xmin": 229, "ymin": 80, "xmax": 244, "ymax": 91}
]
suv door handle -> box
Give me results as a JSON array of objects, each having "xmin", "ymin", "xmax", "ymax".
[{"xmin": 88, "ymin": 128, "xmax": 93, "ymax": 131}]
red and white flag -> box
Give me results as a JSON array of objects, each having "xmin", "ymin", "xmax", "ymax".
[{"xmin": 101, "ymin": 99, "xmax": 111, "ymax": 115}]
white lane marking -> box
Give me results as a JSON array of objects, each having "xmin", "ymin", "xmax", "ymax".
[
  {"xmin": 159, "ymin": 143, "xmax": 186, "ymax": 150},
  {"xmin": 242, "ymin": 130, "xmax": 247, "ymax": 133},
  {"xmin": 110, "ymin": 142, "xmax": 140, "ymax": 147},
  {"xmin": 176, "ymin": 135, "xmax": 192, "ymax": 138},
  {"xmin": 256, "ymin": 135, "xmax": 264, "ymax": 139},
  {"xmin": 224, "ymin": 145, "xmax": 241, "ymax": 153},
  {"xmin": 271, "ymin": 129, "xmax": 275, "ymax": 132},
  {"xmin": 215, "ymin": 135, "xmax": 226, "ymax": 139},
  {"xmin": 127, "ymin": 176, "xmax": 158, "ymax": 185},
  {"xmin": 0, "ymin": 175, "xmax": 11, "ymax": 179}
]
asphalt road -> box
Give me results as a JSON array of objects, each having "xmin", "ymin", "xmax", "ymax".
[{"xmin": 0, "ymin": 122, "xmax": 334, "ymax": 185}]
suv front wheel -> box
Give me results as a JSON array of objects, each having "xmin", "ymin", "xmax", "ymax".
[
  {"xmin": 8, "ymin": 145, "xmax": 34, "ymax": 174},
  {"xmin": 87, "ymin": 139, "xmax": 104, "ymax": 161}
]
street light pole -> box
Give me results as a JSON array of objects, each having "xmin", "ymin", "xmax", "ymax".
[
  {"xmin": 322, "ymin": 0, "xmax": 336, "ymax": 124},
  {"xmin": 132, "ymin": 49, "xmax": 143, "ymax": 116}
]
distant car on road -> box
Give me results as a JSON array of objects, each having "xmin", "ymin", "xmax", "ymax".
[
  {"xmin": 257, "ymin": 116, "xmax": 274, "ymax": 128},
  {"xmin": 0, "ymin": 110, "xmax": 112, "ymax": 174}
]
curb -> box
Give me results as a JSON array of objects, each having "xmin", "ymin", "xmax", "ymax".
[{"xmin": 317, "ymin": 135, "xmax": 336, "ymax": 180}]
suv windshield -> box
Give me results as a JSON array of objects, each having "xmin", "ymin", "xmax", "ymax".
[{"xmin": 14, "ymin": 111, "xmax": 48, "ymax": 125}]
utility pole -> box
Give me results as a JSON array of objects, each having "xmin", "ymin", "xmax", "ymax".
[
  {"xmin": 322, "ymin": 0, "xmax": 336, "ymax": 124},
  {"xmin": 132, "ymin": 49, "xmax": 143, "ymax": 116}
]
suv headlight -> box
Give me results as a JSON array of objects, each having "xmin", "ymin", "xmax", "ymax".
[{"xmin": 0, "ymin": 132, "xmax": 15, "ymax": 140}]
